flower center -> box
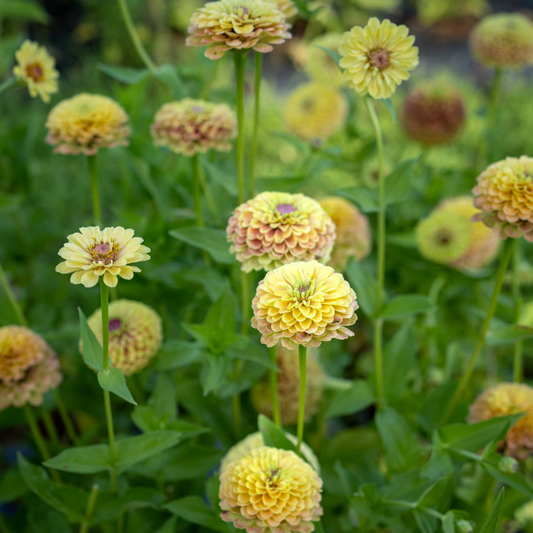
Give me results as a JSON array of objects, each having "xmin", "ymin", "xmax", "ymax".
[
  {"xmin": 235, "ymin": 5, "xmax": 248, "ymax": 14},
  {"xmin": 294, "ymin": 279, "xmax": 316, "ymax": 300},
  {"xmin": 26, "ymin": 62, "xmax": 44, "ymax": 82},
  {"xmin": 301, "ymin": 98, "xmax": 315, "ymax": 112},
  {"xmin": 369, "ymin": 49, "xmax": 390, "ymax": 71},
  {"xmin": 190, "ymin": 106, "xmax": 204, "ymax": 113},
  {"xmin": 276, "ymin": 203, "xmax": 296, "ymax": 215},
  {"xmin": 89, "ymin": 241, "xmax": 119, "ymax": 265},
  {"xmin": 435, "ymin": 229, "xmax": 452, "ymax": 246},
  {"xmin": 109, "ymin": 318, "xmax": 122, "ymax": 332}
]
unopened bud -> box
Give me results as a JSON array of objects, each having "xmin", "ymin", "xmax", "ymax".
[
  {"xmin": 499, "ymin": 456, "xmax": 519, "ymax": 474},
  {"xmin": 456, "ymin": 520, "xmax": 474, "ymax": 533}
]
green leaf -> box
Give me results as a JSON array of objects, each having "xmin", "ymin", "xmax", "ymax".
[
  {"xmin": 97, "ymin": 63, "xmax": 149, "ymax": 84},
  {"xmin": 93, "ymin": 488, "xmax": 164, "ymax": 523},
  {"xmin": 0, "ymin": 468, "xmax": 28, "ymax": 504},
  {"xmin": 486, "ymin": 324, "xmax": 533, "ymax": 345},
  {"xmin": 156, "ymin": 64, "xmax": 187, "ymax": 98},
  {"xmin": 315, "ymin": 45, "xmax": 342, "ymax": 68},
  {"xmin": 482, "ymin": 456, "xmax": 533, "ymax": 498},
  {"xmin": 345, "ymin": 260, "xmax": 379, "ymax": 318},
  {"xmin": 443, "ymin": 511, "xmax": 455, "ymax": 533},
  {"xmin": 382, "ymin": 98, "xmax": 396, "ymax": 122},
  {"xmin": 325, "ymin": 380, "xmax": 375, "ymax": 418},
  {"xmin": 202, "ymin": 355, "xmax": 227, "ymax": 396},
  {"xmin": 151, "ymin": 372, "xmax": 177, "ymax": 422},
  {"xmin": 202, "ymin": 159, "xmax": 238, "ymax": 196},
  {"xmin": 226, "ymin": 336, "xmax": 279, "ymax": 371},
  {"xmin": 78, "ymin": 308, "xmax": 104, "ymax": 371},
  {"xmin": 204, "ymin": 285, "xmax": 236, "ymax": 335},
  {"xmin": 384, "ymin": 158, "xmax": 419, "ymax": 206},
  {"xmin": 154, "ymin": 517, "xmax": 178, "ymax": 533},
  {"xmin": 43, "ymin": 445, "xmax": 110, "ymax": 474},
  {"xmin": 154, "ymin": 340, "xmax": 203, "ymax": 370},
  {"xmin": 98, "ymin": 367, "xmax": 137, "ymax": 405},
  {"xmin": 164, "ymin": 496, "xmax": 230, "ymax": 533},
  {"xmin": 414, "ymin": 510, "xmax": 437, "ymax": 533},
  {"xmin": 293, "ymin": 0, "xmax": 322, "ymax": 18},
  {"xmin": 169, "ymin": 227, "xmax": 235, "ymax": 264},
  {"xmin": 0, "ymin": 1, "xmax": 50, "ymax": 23},
  {"xmin": 259, "ymin": 415, "xmax": 298, "ymax": 453},
  {"xmin": 418, "ymin": 380, "xmax": 458, "ymax": 433},
  {"xmin": 256, "ymin": 175, "xmax": 309, "ymax": 193},
  {"xmin": 271, "ymin": 130, "xmax": 310, "ymax": 153},
  {"xmin": 379, "ymin": 295, "xmax": 434, "ymax": 321},
  {"xmin": 28, "ymin": 507, "xmax": 73, "ymax": 533},
  {"xmin": 478, "ymin": 488, "xmax": 505, "ymax": 533},
  {"xmin": 335, "ymin": 186, "xmax": 379, "ymax": 213},
  {"xmin": 416, "ymin": 475, "xmax": 452, "ymax": 509}
]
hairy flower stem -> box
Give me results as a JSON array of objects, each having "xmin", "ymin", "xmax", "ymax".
[
  {"xmin": 250, "ymin": 52, "xmax": 262, "ymax": 196},
  {"xmin": 191, "ymin": 155, "xmax": 204, "ymax": 228},
  {"xmin": 443, "ymin": 240, "xmax": 513, "ymax": 424},
  {"xmin": 0, "ymin": 260, "xmax": 27, "ymax": 327},
  {"xmin": 116, "ymin": 0, "xmax": 157, "ymax": 74},
  {"xmin": 100, "ymin": 280, "xmax": 118, "ymax": 491},
  {"xmin": 297, "ymin": 345, "xmax": 307, "ymax": 455},
  {"xmin": 269, "ymin": 346, "xmax": 281, "ymax": 427},
  {"xmin": 0, "ymin": 77, "xmax": 15, "ymax": 95},
  {"xmin": 88, "ymin": 156, "xmax": 102, "ymax": 227},
  {"xmin": 366, "ymin": 98, "xmax": 386, "ymax": 405},
  {"xmin": 513, "ymin": 239, "xmax": 524, "ymax": 382},
  {"xmin": 233, "ymin": 52, "xmax": 247, "ymax": 203},
  {"xmin": 79, "ymin": 484, "xmax": 99, "ymax": 533}
]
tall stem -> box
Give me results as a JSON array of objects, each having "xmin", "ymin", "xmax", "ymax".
[
  {"xmin": 0, "ymin": 77, "xmax": 15, "ymax": 95},
  {"xmin": 233, "ymin": 52, "xmax": 247, "ymax": 203},
  {"xmin": 116, "ymin": 0, "xmax": 157, "ymax": 74},
  {"xmin": 513, "ymin": 239, "xmax": 523, "ymax": 382},
  {"xmin": 443, "ymin": 240, "xmax": 513, "ymax": 424},
  {"xmin": 0, "ymin": 260, "xmax": 27, "ymax": 326},
  {"xmin": 79, "ymin": 484, "xmax": 99, "ymax": 533},
  {"xmin": 53, "ymin": 389, "xmax": 80, "ymax": 445},
  {"xmin": 366, "ymin": 98, "xmax": 385, "ymax": 404},
  {"xmin": 250, "ymin": 52, "xmax": 262, "ymax": 196},
  {"xmin": 191, "ymin": 155, "xmax": 204, "ymax": 228},
  {"xmin": 297, "ymin": 345, "xmax": 307, "ymax": 455},
  {"xmin": 40, "ymin": 408, "xmax": 60, "ymax": 446},
  {"xmin": 88, "ymin": 156, "xmax": 102, "ymax": 227},
  {"xmin": 197, "ymin": 157, "xmax": 220, "ymax": 225},
  {"xmin": 269, "ymin": 346, "xmax": 281, "ymax": 428}
]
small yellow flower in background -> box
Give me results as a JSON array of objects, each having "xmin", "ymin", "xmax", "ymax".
[
  {"xmin": 219, "ymin": 446, "xmax": 323, "ymax": 532},
  {"xmin": 470, "ymin": 13, "xmax": 533, "ymax": 69},
  {"xmin": 227, "ymin": 191, "xmax": 336, "ymax": 272},
  {"xmin": 469, "ymin": 383, "xmax": 533, "ymax": 459},
  {"xmin": 45, "ymin": 93, "xmax": 130, "ymax": 156},
  {"xmin": 340, "ymin": 18, "xmax": 419, "ymax": 99},
  {"xmin": 284, "ymin": 82, "xmax": 348, "ymax": 143},
  {"xmin": 84, "ymin": 300, "xmax": 162, "ymax": 375},
  {"xmin": 56, "ymin": 226, "xmax": 150, "ymax": 288},
  {"xmin": 304, "ymin": 33, "xmax": 345, "ymax": 87},
  {"xmin": 472, "ymin": 156, "xmax": 533, "ymax": 241},
  {"xmin": 320, "ymin": 196, "xmax": 372, "ymax": 271},
  {"xmin": 252, "ymin": 260, "xmax": 358, "ymax": 349},
  {"xmin": 13, "ymin": 40, "xmax": 59, "ymax": 103},
  {"xmin": 0, "ymin": 326, "xmax": 62, "ymax": 411},
  {"xmin": 186, "ymin": 0, "xmax": 291, "ymax": 60},
  {"xmin": 151, "ymin": 98, "xmax": 237, "ymax": 156},
  {"xmin": 252, "ymin": 346, "xmax": 325, "ymax": 425}
]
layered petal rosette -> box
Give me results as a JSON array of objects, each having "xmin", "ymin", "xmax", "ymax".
[{"xmin": 252, "ymin": 260, "xmax": 358, "ymax": 349}]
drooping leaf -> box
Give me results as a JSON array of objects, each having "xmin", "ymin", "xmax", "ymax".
[
  {"xmin": 169, "ymin": 227, "xmax": 235, "ymax": 264},
  {"xmin": 164, "ymin": 496, "xmax": 230, "ymax": 533},
  {"xmin": 78, "ymin": 308, "xmax": 104, "ymax": 371},
  {"xmin": 315, "ymin": 45, "xmax": 342, "ymax": 68},
  {"xmin": 325, "ymin": 380, "xmax": 375, "ymax": 418},
  {"xmin": 97, "ymin": 63, "xmax": 149, "ymax": 84},
  {"xmin": 97, "ymin": 367, "xmax": 137, "ymax": 405},
  {"xmin": 379, "ymin": 295, "xmax": 434, "ymax": 321},
  {"xmin": 335, "ymin": 186, "xmax": 379, "ymax": 213},
  {"xmin": 259, "ymin": 415, "xmax": 298, "ymax": 453}
]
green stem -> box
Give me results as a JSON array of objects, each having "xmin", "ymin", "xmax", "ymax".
[
  {"xmin": 269, "ymin": 346, "xmax": 281, "ymax": 428},
  {"xmin": 116, "ymin": 0, "xmax": 157, "ymax": 74},
  {"xmin": 196, "ymin": 157, "xmax": 221, "ymax": 225},
  {"xmin": 233, "ymin": 52, "xmax": 247, "ymax": 203},
  {"xmin": 366, "ymin": 98, "xmax": 385, "ymax": 405},
  {"xmin": 0, "ymin": 260, "xmax": 27, "ymax": 326},
  {"xmin": 53, "ymin": 389, "xmax": 80, "ymax": 445},
  {"xmin": 0, "ymin": 77, "xmax": 15, "ymax": 95},
  {"xmin": 513, "ymin": 239, "xmax": 523, "ymax": 382},
  {"xmin": 191, "ymin": 155, "xmax": 204, "ymax": 228},
  {"xmin": 250, "ymin": 52, "xmax": 262, "ymax": 196},
  {"xmin": 88, "ymin": 156, "xmax": 102, "ymax": 226},
  {"xmin": 101, "ymin": 281, "xmax": 110, "ymax": 371},
  {"xmin": 488, "ymin": 67, "xmax": 503, "ymax": 129},
  {"xmin": 297, "ymin": 345, "xmax": 307, "ymax": 455},
  {"xmin": 40, "ymin": 408, "xmax": 60, "ymax": 446},
  {"xmin": 442, "ymin": 240, "xmax": 513, "ymax": 424},
  {"xmin": 79, "ymin": 484, "xmax": 99, "ymax": 533}
]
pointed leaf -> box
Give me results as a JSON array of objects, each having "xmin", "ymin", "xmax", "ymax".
[
  {"xmin": 315, "ymin": 45, "xmax": 342, "ymax": 68},
  {"xmin": 169, "ymin": 227, "xmax": 235, "ymax": 264},
  {"xmin": 78, "ymin": 307, "xmax": 104, "ymax": 371},
  {"xmin": 335, "ymin": 186, "xmax": 379, "ymax": 213},
  {"xmin": 97, "ymin": 63, "xmax": 149, "ymax": 84},
  {"xmin": 325, "ymin": 380, "xmax": 375, "ymax": 418},
  {"xmin": 345, "ymin": 260, "xmax": 379, "ymax": 318},
  {"xmin": 379, "ymin": 294, "xmax": 434, "ymax": 321},
  {"xmin": 98, "ymin": 367, "xmax": 137, "ymax": 405},
  {"xmin": 164, "ymin": 496, "xmax": 230, "ymax": 533},
  {"xmin": 478, "ymin": 488, "xmax": 505, "ymax": 533},
  {"xmin": 259, "ymin": 415, "xmax": 298, "ymax": 453}
]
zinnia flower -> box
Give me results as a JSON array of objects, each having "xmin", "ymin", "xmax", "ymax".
[
  {"xmin": 274, "ymin": 0, "xmax": 297, "ymax": 18},
  {"xmin": 219, "ymin": 446, "xmax": 323, "ymax": 533},
  {"xmin": 319, "ymin": 196, "xmax": 371, "ymax": 271},
  {"xmin": 227, "ymin": 192, "xmax": 336, "ymax": 272},
  {"xmin": 151, "ymin": 98, "xmax": 237, "ymax": 156},
  {"xmin": 220, "ymin": 431, "xmax": 320, "ymax": 473},
  {"xmin": 56, "ymin": 226, "xmax": 151, "ymax": 288},
  {"xmin": 0, "ymin": 326, "xmax": 62, "ymax": 411},
  {"xmin": 84, "ymin": 300, "xmax": 162, "ymax": 375},
  {"xmin": 252, "ymin": 346, "xmax": 325, "ymax": 426},
  {"xmin": 339, "ymin": 18, "xmax": 419, "ymax": 99},
  {"xmin": 252, "ymin": 260, "xmax": 358, "ymax": 349},
  {"xmin": 13, "ymin": 40, "xmax": 59, "ymax": 103},
  {"xmin": 45, "ymin": 93, "xmax": 130, "ymax": 155},
  {"xmin": 472, "ymin": 156, "xmax": 533, "ymax": 241},
  {"xmin": 284, "ymin": 82, "xmax": 348, "ymax": 143},
  {"xmin": 304, "ymin": 33, "xmax": 345, "ymax": 87},
  {"xmin": 186, "ymin": 0, "xmax": 292, "ymax": 60},
  {"xmin": 401, "ymin": 82, "xmax": 466, "ymax": 145},
  {"xmin": 469, "ymin": 383, "xmax": 533, "ymax": 459},
  {"xmin": 470, "ymin": 13, "xmax": 533, "ymax": 69}
]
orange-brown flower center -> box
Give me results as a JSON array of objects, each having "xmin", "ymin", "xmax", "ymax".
[
  {"xmin": 89, "ymin": 242, "xmax": 119, "ymax": 265},
  {"xmin": 369, "ymin": 49, "xmax": 390, "ymax": 70},
  {"xmin": 26, "ymin": 62, "xmax": 44, "ymax": 82}
]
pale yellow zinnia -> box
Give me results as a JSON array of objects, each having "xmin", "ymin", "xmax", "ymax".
[
  {"xmin": 56, "ymin": 227, "xmax": 150, "ymax": 288},
  {"xmin": 339, "ymin": 18, "xmax": 419, "ymax": 99},
  {"xmin": 13, "ymin": 40, "xmax": 59, "ymax": 103}
]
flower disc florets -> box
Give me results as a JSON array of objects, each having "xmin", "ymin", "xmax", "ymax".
[
  {"xmin": 56, "ymin": 226, "xmax": 150, "ymax": 288},
  {"xmin": 0, "ymin": 326, "xmax": 62, "ymax": 410},
  {"xmin": 472, "ymin": 156, "xmax": 533, "ymax": 241},
  {"xmin": 339, "ymin": 18, "xmax": 419, "ymax": 99},
  {"xmin": 252, "ymin": 260, "xmax": 358, "ymax": 349},
  {"xmin": 219, "ymin": 446, "xmax": 323, "ymax": 533},
  {"xmin": 186, "ymin": 0, "xmax": 292, "ymax": 60},
  {"xmin": 45, "ymin": 93, "xmax": 130, "ymax": 155},
  {"xmin": 85, "ymin": 300, "xmax": 162, "ymax": 375},
  {"xmin": 151, "ymin": 98, "xmax": 237, "ymax": 156}
]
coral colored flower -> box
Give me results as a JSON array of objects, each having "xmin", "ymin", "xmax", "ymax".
[
  {"xmin": 304, "ymin": 33, "xmax": 345, "ymax": 88},
  {"xmin": 227, "ymin": 192, "xmax": 336, "ymax": 272},
  {"xmin": 252, "ymin": 346, "xmax": 325, "ymax": 425},
  {"xmin": 186, "ymin": 0, "xmax": 291, "ymax": 60},
  {"xmin": 221, "ymin": 431, "xmax": 320, "ymax": 473},
  {"xmin": 0, "ymin": 326, "xmax": 62, "ymax": 410},
  {"xmin": 13, "ymin": 40, "xmax": 59, "ymax": 103},
  {"xmin": 219, "ymin": 446, "xmax": 323, "ymax": 533},
  {"xmin": 56, "ymin": 226, "xmax": 150, "ymax": 288},
  {"xmin": 85, "ymin": 300, "xmax": 162, "ymax": 375},
  {"xmin": 46, "ymin": 93, "xmax": 130, "ymax": 156},
  {"xmin": 472, "ymin": 156, "xmax": 533, "ymax": 241},
  {"xmin": 151, "ymin": 98, "xmax": 237, "ymax": 156},
  {"xmin": 252, "ymin": 260, "xmax": 358, "ymax": 349},
  {"xmin": 469, "ymin": 383, "xmax": 533, "ymax": 458},
  {"xmin": 284, "ymin": 82, "xmax": 348, "ymax": 143},
  {"xmin": 339, "ymin": 18, "xmax": 419, "ymax": 99},
  {"xmin": 401, "ymin": 82, "xmax": 466, "ymax": 145},
  {"xmin": 320, "ymin": 196, "xmax": 371, "ymax": 271},
  {"xmin": 470, "ymin": 13, "xmax": 533, "ymax": 69}
]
